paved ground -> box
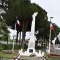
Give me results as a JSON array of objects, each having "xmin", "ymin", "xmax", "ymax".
[
  {"xmin": 0, "ymin": 57, "xmax": 46, "ymax": 60},
  {"xmin": 20, "ymin": 56, "xmax": 46, "ymax": 60}
]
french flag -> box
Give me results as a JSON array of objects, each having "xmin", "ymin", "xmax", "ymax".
[
  {"xmin": 17, "ymin": 19, "xmax": 21, "ymax": 27},
  {"xmin": 50, "ymin": 22, "xmax": 54, "ymax": 30}
]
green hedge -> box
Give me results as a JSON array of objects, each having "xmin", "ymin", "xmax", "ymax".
[
  {"xmin": 1, "ymin": 44, "xmax": 28, "ymax": 50},
  {"xmin": 1, "ymin": 44, "xmax": 46, "ymax": 50},
  {"xmin": 2, "ymin": 44, "xmax": 12, "ymax": 50},
  {"xmin": 1, "ymin": 44, "xmax": 20, "ymax": 50},
  {"xmin": 14, "ymin": 45, "xmax": 21, "ymax": 49},
  {"xmin": 35, "ymin": 46, "xmax": 46, "ymax": 50}
]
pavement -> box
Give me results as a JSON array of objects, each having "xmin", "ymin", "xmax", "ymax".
[
  {"xmin": 20, "ymin": 56, "xmax": 47, "ymax": 60},
  {"xmin": 0, "ymin": 56, "xmax": 47, "ymax": 60}
]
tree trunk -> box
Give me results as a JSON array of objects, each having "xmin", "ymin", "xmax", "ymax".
[
  {"xmin": 35, "ymin": 39, "xmax": 39, "ymax": 47},
  {"xmin": 7, "ymin": 36, "xmax": 8, "ymax": 44},
  {"xmin": 21, "ymin": 21, "xmax": 28, "ymax": 49}
]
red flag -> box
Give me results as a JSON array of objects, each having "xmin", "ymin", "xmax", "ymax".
[
  {"xmin": 50, "ymin": 23, "xmax": 54, "ymax": 30},
  {"xmin": 17, "ymin": 20, "xmax": 20, "ymax": 27}
]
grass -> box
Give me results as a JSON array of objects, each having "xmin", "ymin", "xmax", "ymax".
[
  {"xmin": 0, "ymin": 50, "xmax": 18, "ymax": 58},
  {"xmin": 44, "ymin": 52, "xmax": 60, "ymax": 60},
  {"xmin": 0, "ymin": 50, "xmax": 60, "ymax": 60}
]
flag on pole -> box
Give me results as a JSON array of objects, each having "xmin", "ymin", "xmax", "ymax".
[
  {"xmin": 17, "ymin": 19, "xmax": 21, "ymax": 27},
  {"xmin": 50, "ymin": 22, "xmax": 54, "ymax": 30}
]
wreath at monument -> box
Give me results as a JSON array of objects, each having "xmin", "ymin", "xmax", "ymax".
[{"xmin": 30, "ymin": 53, "xmax": 36, "ymax": 57}]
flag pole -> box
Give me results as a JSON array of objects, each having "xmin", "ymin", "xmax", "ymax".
[
  {"xmin": 49, "ymin": 29, "xmax": 51, "ymax": 54},
  {"xmin": 49, "ymin": 17, "xmax": 53, "ymax": 54}
]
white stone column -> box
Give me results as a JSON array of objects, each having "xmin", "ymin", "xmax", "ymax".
[{"xmin": 28, "ymin": 12, "xmax": 38, "ymax": 52}]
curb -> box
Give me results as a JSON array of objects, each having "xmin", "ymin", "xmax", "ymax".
[{"xmin": 13, "ymin": 54, "xmax": 20, "ymax": 60}]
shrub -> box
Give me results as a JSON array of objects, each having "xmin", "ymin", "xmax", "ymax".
[{"xmin": 0, "ymin": 46, "xmax": 3, "ymax": 51}]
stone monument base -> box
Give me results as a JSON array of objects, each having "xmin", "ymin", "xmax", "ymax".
[
  {"xmin": 27, "ymin": 48, "xmax": 35, "ymax": 53},
  {"xmin": 19, "ymin": 49, "xmax": 44, "ymax": 57}
]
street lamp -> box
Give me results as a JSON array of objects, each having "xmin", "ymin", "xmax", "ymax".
[
  {"xmin": 50, "ymin": 17, "xmax": 54, "ymax": 22},
  {"xmin": 48, "ymin": 17, "xmax": 54, "ymax": 54}
]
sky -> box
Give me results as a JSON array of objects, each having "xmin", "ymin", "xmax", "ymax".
[
  {"xmin": 8, "ymin": 28, "xmax": 30, "ymax": 39},
  {"xmin": 31, "ymin": 0, "xmax": 60, "ymax": 27}
]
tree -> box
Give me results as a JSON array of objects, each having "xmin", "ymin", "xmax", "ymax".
[
  {"xmin": 4, "ymin": 0, "xmax": 33, "ymax": 48},
  {"xmin": 0, "ymin": 18, "xmax": 9, "ymax": 43},
  {"xmin": 3, "ymin": 0, "xmax": 48, "ymax": 49},
  {"xmin": 4, "ymin": 0, "xmax": 60, "ymax": 49}
]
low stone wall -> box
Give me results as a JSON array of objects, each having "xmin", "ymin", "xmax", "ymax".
[
  {"xmin": 51, "ymin": 49, "xmax": 60, "ymax": 55},
  {"xmin": 50, "ymin": 44, "xmax": 60, "ymax": 55}
]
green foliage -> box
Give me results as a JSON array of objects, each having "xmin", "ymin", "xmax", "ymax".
[
  {"xmin": 2, "ymin": 44, "xmax": 20, "ymax": 50},
  {"xmin": 24, "ymin": 44, "xmax": 28, "ymax": 49},
  {"xmin": 4, "ymin": 0, "xmax": 32, "ymax": 28},
  {"xmin": 2, "ymin": 44, "xmax": 12, "ymax": 50},
  {"xmin": 0, "ymin": 19, "xmax": 7, "ymax": 33},
  {"xmin": 14, "ymin": 44, "xmax": 21, "ymax": 49},
  {"xmin": 3, "ymin": 0, "xmax": 60, "ymax": 48},
  {"xmin": 1, "ymin": 44, "xmax": 28, "ymax": 50},
  {"xmin": 0, "ymin": 46, "xmax": 3, "ymax": 51},
  {"xmin": 51, "ymin": 23, "xmax": 60, "ymax": 40},
  {"xmin": 0, "ymin": 19, "xmax": 10, "ymax": 42}
]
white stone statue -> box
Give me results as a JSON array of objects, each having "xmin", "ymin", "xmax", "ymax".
[
  {"xmin": 19, "ymin": 12, "xmax": 44, "ymax": 57},
  {"xmin": 57, "ymin": 33, "xmax": 60, "ymax": 41},
  {"xmin": 52, "ymin": 33, "xmax": 60, "ymax": 44},
  {"xmin": 52, "ymin": 37, "xmax": 56, "ymax": 44},
  {"xmin": 28, "ymin": 12, "xmax": 38, "ymax": 49}
]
